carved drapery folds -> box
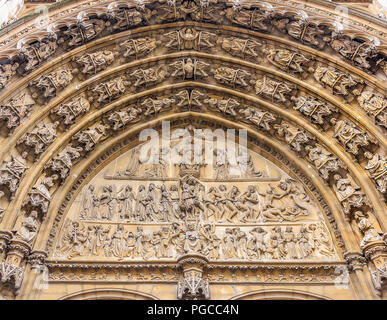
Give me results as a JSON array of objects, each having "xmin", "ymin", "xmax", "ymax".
[
  {"xmin": 164, "ymin": 27, "xmax": 216, "ymax": 51},
  {"xmin": 0, "ymin": 155, "xmax": 29, "ymax": 199},
  {"xmin": 357, "ymin": 91, "xmax": 386, "ymax": 129},
  {"xmin": 74, "ymin": 50, "xmax": 118, "ymax": 75},
  {"xmin": 265, "ymin": 48, "xmax": 310, "ymax": 74},
  {"xmin": 291, "ymin": 96, "xmax": 337, "ymax": 126},
  {"xmin": 90, "ymin": 76, "xmax": 129, "ymax": 107},
  {"xmin": 331, "ymin": 119, "xmax": 377, "ymax": 156},
  {"xmin": 333, "ymin": 175, "xmax": 369, "ymax": 220},
  {"xmin": 0, "ymin": 62, "xmax": 19, "ymax": 90},
  {"xmin": 25, "ymin": 178, "xmax": 53, "ymax": 217},
  {"xmin": 364, "ymin": 152, "xmax": 386, "ymax": 195},
  {"xmin": 353, "ymin": 211, "xmax": 387, "ymax": 297},
  {"xmin": 0, "ymin": 93, "xmax": 35, "ymax": 135},
  {"xmin": 213, "ymin": 66, "xmax": 251, "ymax": 88},
  {"xmin": 60, "ymin": 19, "xmax": 106, "ymax": 49},
  {"xmin": 46, "ymin": 145, "xmax": 83, "ymax": 182},
  {"xmin": 17, "ymin": 122, "xmax": 58, "ymax": 159},
  {"xmin": 120, "ymin": 37, "xmax": 158, "ymax": 60},
  {"xmin": 72, "ymin": 124, "xmax": 109, "ymax": 152},
  {"xmin": 29, "ymin": 69, "xmax": 74, "ymax": 100},
  {"xmin": 313, "ymin": 66, "xmax": 363, "ymax": 100},
  {"xmin": 170, "ymin": 58, "xmax": 209, "ymax": 80},
  {"xmin": 50, "ymin": 94, "xmax": 90, "ymax": 127},
  {"xmin": 106, "ymin": 106, "xmax": 142, "ymax": 131},
  {"xmin": 218, "ymin": 36, "xmax": 262, "ymax": 59},
  {"xmin": 252, "ymin": 76, "xmax": 294, "ymax": 104},
  {"xmin": 274, "ymin": 120, "xmax": 314, "ymax": 153},
  {"xmin": 18, "ymin": 35, "xmax": 58, "ymax": 75}
]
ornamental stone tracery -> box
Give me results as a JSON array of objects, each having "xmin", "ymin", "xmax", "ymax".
[{"xmin": 0, "ymin": 0, "xmax": 385, "ymax": 301}]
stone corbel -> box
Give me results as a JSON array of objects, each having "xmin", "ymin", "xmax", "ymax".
[
  {"xmin": 28, "ymin": 250, "xmax": 48, "ymax": 270},
  {"xmin": 176, "ymin": 253, "xmax": 210, "ymax": 300},
  {"xmin": 344, "ymin": 251, "xmax": 367, "ymax": 272}
]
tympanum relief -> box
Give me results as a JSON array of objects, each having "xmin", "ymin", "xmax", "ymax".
[{"xmin": 54, "ymin": 139, "xmax": 338, "ymax": 263}]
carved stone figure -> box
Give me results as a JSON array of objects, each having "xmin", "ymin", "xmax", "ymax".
[
  {"xmin": 291, "ymin": 96, "xmax": 337, "ymax": 125},
  {"xmin": 47, "ymin": 145, "xmax": 83, "ymax": 180},
  {"xmin": 273, "ymin": 18, "xmax": 327, "ymax": 49},
  {"xmin": 107, "ymin": 6, "xmax": 153, "ymax": 31},
  {"xmin": 141, "ymin": 97, "xmax": 175, "ymax": 116},
  {"xmin": 75, "ymin": 50, "xmax": 117, "ymax": 75},
  {"xmin": 51, "ymin": 94, "xmax": 90, "ymax": 126},
  {"xmin": 313, "ymin": 66, "xmax": 361, "ymax": 98},
  {"xmin": 129, "ymin": 66, "xmax": 166, "ymax": 87},
  {"xmin": 354, "ymin": 211, "xmax": 383, "ymax": 248},
  {"xmin": 305, "ymin": 144, "xmax": 346, "ymax": 180},
  {"xmin": 184, "ymin": 222, "xmax": 201, "ymax": 253},
  {"xmin": 91, "ymin": 77, "xmax": 128, "ymax": 105},
  {"xmin": 29, "ymin": 69, "xmax": 73, "ymax": 99},
  {"xmin": 252, "ymin": 76, "xmax": 294, "ymax": 103},
  {"xmin": 107, "ymin": 106, "xmax": 142, "ymax": 131},
  {"xmin": 205, "ymin": 97, "xmax": 239, "ymax": 116},
  {"xmin": 225, "ymin": 7, "xmax": 272, "ymax": 31},
  {"xmin": 27, "ymin": 178, "xmax": 53, "ymax": 215},
  {"xmin": 331, "ymin": 118, "xmax": 374, "ymax": 155},
  {"xmin": 164, "ymin": 28, "xmax": 215, "ymax": 51},
  {"xmin": 120, "ymin": 37, "xmax": 158, "ymax": 59},
  {"xmin": 63, "ymin": 19, "xmax": 105, "ymax": 47},
  {"xmin": 330, "ymin": 37, "xmax": 378, "ymax": 71},
  {"xmin": 274, "ymin": 121, "xmax": 312, "ymax": 152},
  {"xmin": 213, "ymin": 67, "xmax": 251, "ymax": 88},
  {"xmin": 170, "ymin": 58, "xmax": 209, "ymax": 80},
  {"xmin": 307, "ymin": 222, "xmax": 335, "ymax": 257},
  {"xmin": 357, "ymin": 91, "xmax": 386, "ymax": 129},
  {"xmin": 19, "ymin": 38, "xmax": 58, "ymax": 73},
  {"xmin": 333, "ymin": 174, "xmax": 368, "ymax": 217},
  {"xmin": 15, "ymin": 211, "xmax": 39, "ymax": 244},
  {"xmin": 239, "ymin": 107, "xmax": 276, "ymax": 131},
  {"xmin": 0, "ymin": 62, "xmax": 19, "ymax": 89},
  {"xmin": 265, "ymin": 48, "xmax": 309, "ymax": 73},
  {"xmin": 175, "ymin": 89, "xmax": 205, "ymax": 109},
  {"xmin": 80, "ymin": 185, "xmax": 99, "ymax": 220},
  {"xmin": 0, "ymin": 154, "xmax": 29, "ymax": 197},
  {"xmin": 18, "ymin": 122, "xmax": 58, "ymax": 158},
  {"xmin": 72, "ymin": 124, "xmax": 109, "ymax": 152},
  {"xmin": 364, "ymin": 152, "xmax": 386, "ymax": 194},
  {"xmin": 218, "ymin": 37, "xmax": 262, "ymax": 58}
]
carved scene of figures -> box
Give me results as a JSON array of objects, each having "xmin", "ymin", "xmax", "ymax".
[
  {"xmin": 55, "ymin": 219, "xmax": 336, "ymax": 261},
  {"xmin": 76, "ymin": 177, "xmax": 318, "ymax": 224}
]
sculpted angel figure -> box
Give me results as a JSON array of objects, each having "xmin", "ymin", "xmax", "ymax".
[
  {"xmin": 218, "ymin": 37, "xmax": 262, "ymax": 58},
  {"xmin": 239, "ymin": 107, "xmax": 276, "ymax": 131}
]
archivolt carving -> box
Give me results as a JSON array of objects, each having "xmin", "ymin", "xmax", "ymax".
[{"xmin": 0, "ymin": 0, "xmax": 385, "ymax": 299}]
